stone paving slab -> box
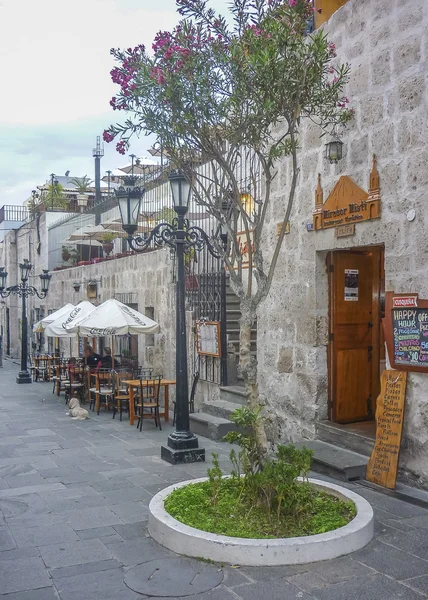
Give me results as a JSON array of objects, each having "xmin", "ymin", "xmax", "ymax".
[{"xmin": 1, "ymin": 359, "xmax": 428, "ymax": 600}]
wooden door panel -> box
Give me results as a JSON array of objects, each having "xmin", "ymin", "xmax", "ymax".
[
  {"xmin": 335, "ymin": 349, "xmax": 371, "ymax": 422},
  {"xmin": 334, "ymin": 326, "xmax": 372, "ymax": 349},
  {"xmin": 330, "ymin": 251, "xmax": 377, "ymax": 423}
]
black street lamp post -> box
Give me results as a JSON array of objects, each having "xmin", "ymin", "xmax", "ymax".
[
  {"xmin": 0, "ymin": 261, "xmax": 51, "ymax": 384},
  {"xmin": 115, "ymin": 171, "xmax": 222, "ymax": 464}
]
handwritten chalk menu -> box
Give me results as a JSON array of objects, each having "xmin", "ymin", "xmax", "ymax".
[
  {"xmin": 196, "ymin": 321, "xmax": 221, "ymax": 357},
  {"xmin": 366, "ymin": 370, "xmax": 407, "ymax": 489},
  {"xmin": 392, "ymin": 308, "xmax": 428, "ymax": 367},
  {"xmin": 383, "ymin": 292, "xmax": 428, "ymax": 373}
]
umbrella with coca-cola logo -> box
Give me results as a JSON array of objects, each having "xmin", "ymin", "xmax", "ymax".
[
  {"xmin": 44, "ymin": 301, "xmax": 96, "ymax": 338},
  {"xmin": 64, "ymin": 298, "xmax": 159, "ymax": 336}
]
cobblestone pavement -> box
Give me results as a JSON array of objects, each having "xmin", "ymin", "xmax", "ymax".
[{"xmin": 1, "ymin": 358, "xmax": 428, "ymax": 599}]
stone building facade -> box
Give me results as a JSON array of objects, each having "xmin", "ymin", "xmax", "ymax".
[
  {"xmin": 0, "ymin": 209, "xmax": 175, "ymax": 381},
  {"xmin": 258, "ymin": 0, "xmax": 428, "ymax": 484}
]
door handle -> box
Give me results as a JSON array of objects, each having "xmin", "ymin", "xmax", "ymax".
[
  {"xmin": 368, "ymin": 322, "xmax": 373, "ymax": 328},
  {"xmin": 368, "ymin": 346, "xmax": 373, "ymax": 362}
]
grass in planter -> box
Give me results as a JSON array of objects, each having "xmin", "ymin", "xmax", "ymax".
[
  {"xmin": 164, "ymin": 407, "xmax": 356, "ymax": 539},
  {"xmin": 165, "ymin": 470, "xmax": 356, "ymax": 539}
]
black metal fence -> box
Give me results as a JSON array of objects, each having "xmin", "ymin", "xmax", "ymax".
[{"xmin": 186, "ymin": 245, "xmax": 227, "ymax": 386}]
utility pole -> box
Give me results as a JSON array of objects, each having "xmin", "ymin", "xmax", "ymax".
[{"xmin": 93, "ymin": 136, "xmax": 104, "ymax": 204}]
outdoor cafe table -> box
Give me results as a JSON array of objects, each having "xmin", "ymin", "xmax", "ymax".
[{"xmin": 122, "ymin": 379, "xmax": 176, "ymax": 425}]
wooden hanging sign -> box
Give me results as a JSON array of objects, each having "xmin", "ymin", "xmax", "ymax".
[
  {"xmin": 366, "ymin": 370, "xmax": 407, "ymax": 489},
  {"xmin": 313, "ymin": 155, "xmax": 381, "ymax": 231}
]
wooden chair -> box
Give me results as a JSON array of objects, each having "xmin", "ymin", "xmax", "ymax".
[
  {"xmin": 52, "ymin": 362, "xmax": 69, "ymax": 396},
  {"xmin": 112, "ymin": 370, "xmax": 133, "ymax": 421},
  {"xmin": 33, "ymin": 356, "xmax": 49, "ymax": 382},
  {"xmin": 135, "ymin": 375, "xmax": 162, "ymax": 431},
  {"xmin": 173, "ymin": 371, "xmax": 199, "ymax": 426},
  {"xmin": 91, "ymin": 369, "xmax": 114, "ymax": 415},
  {"xmin": 65, "ymin": 365, "xmax": 86, "ymax": 405},
  {"xmin": 133, "ymin": 366, "xmax": 153, "ymax": 379}
]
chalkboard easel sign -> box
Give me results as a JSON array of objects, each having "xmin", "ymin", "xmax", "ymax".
[
  {"xmin": 195, "ymin": 321, "xmax": 221, "ymax": 357},
  {"xmin": 383, "ymin": 292, "xmax": 428, "ymax": 373}
]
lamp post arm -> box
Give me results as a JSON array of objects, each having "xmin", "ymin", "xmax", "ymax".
[
  {"xmin": 127, "ymin": 222, "xmax": 222, "ymax": 259},
  {"xmin": 184, "ymin": 226, "xmax": 222, "ymax": 258},
  {"xmin": 0, "ymin": 285, "xmax": 48, "ymax": 300},
  {"xmin": 127, "ymin": 221, "xmax": 176, "ymax": 252}
]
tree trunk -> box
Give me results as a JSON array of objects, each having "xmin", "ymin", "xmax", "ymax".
[{"xmin": 239, "ymin": 301, "xmax": 268, "ymax": 461}]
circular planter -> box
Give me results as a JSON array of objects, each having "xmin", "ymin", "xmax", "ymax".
[{"xmin": 149, "ymin": 477, "xmax": 374, "ymax": 566}]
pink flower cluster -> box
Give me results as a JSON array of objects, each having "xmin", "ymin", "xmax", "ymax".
[
  {"xmin": 150, "ymin": 67, "xmax": 165, "ymax": 85},
  {"xmin": 337, "ymin": 96, "xmax": 350, "ymax": 108},
  {"xmin": 103, "ymin": 130, "xmax": 114, "ymax": 143},
  {"xmin": 116, "ymin": 140, "xmax": 126, "ymax": 155}
]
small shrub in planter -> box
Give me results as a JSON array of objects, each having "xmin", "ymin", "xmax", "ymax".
[{"xmin": 165, "ymin": 408, "xmax": 356, "ymax": 539}]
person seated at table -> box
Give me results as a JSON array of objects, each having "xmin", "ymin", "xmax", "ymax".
[
  {"xmin": 84, "ymin": 345, "xmax": 101, "ymax": 369},
  {"xmin": 100, "ymin": 347, "xmax": 116, "ymax": 369}
]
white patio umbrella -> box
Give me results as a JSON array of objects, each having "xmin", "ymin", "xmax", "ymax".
[
  {"xmin": 33, "ymin": 303, "xmax": 75, "ymax": 333},
  {"xmin": 44, "ymin": 301, "xmax": 97, "ymax": 338},
  {"xmin": 65, "ymin": 298, "xmax": 160, "ymax": 336},
  {"xmin": 61, "ymin": 237, "xmax": 103, "ymax": 246}
]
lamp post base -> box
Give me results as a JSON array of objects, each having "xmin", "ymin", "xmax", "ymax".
[
  {"xmin": 161, "ymin": 433, "xmax": 205, "ymax": 465},
  {"xmin": 16, "ymin": 371, "xmax": 32, "ymax": 384}
]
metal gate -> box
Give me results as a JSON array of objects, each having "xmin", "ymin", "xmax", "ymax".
[{"xmin": 186, "ymin": 246, "xmax": 227, "ymax": 386}]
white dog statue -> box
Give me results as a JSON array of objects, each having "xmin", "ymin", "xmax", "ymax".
[{"xmin": 67, "ymin": 397, "xmax": 89, "ymax": 420}]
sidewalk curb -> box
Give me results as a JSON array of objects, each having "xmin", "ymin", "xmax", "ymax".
[{"xmin": 355, "ymin": 479, "xmax": 428, "ymax": 510}]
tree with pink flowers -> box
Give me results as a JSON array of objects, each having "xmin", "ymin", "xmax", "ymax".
[{"xmin": 104, "ymin": 0, "xmax": 353, "ymax": 456}]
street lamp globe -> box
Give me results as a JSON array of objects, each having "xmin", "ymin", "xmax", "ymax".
[
  {"xmin": 0, "ymin": 268, "xmax": 8, "ymax": 291},
  {"xmin": 168, "ymin": 170, "xmax": 191, "ymax": 209},
  {"xmin": 19, "ymin": 260, "xmax": 32, "ymax": 283},
  {"xmin": 39, "ymin": 270, "xmax": 52, "ymax": 295},
  {"xmin": 76, "ymin": 194, "xmax": 88, "ymax": 208},
  {"xmin": 115, "ymin": 175, "xmax": 144, "ymax": 236}
]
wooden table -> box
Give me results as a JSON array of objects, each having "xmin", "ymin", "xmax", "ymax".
[{"xmin": 122, "ymin": 379, "xmax": 176, "ymax": 425}]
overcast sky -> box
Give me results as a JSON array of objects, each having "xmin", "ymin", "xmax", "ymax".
[{"xmin": 0, "ymin": 0, "xmax": 227, "ymax": 206}]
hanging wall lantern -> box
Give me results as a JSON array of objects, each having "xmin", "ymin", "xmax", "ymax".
[{"xmin": 325, "ymin": 140, "xmax": 344, "ymax": 164}]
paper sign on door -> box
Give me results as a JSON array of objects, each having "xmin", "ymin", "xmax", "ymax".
[{"xmin": 344, "ymin": 269, "xmax": 359, "ymax": 301}]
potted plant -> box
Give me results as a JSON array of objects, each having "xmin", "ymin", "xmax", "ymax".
[
  {"xmin": 101, "ymin": 231, "xmax": 116, "ymax": 256},
  {"xmin": 61, "ymin": 246, "xmax": 71, "ymax": 263}
]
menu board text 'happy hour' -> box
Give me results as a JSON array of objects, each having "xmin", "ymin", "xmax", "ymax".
[{"xmin": 392, "ymin": 308, "xmax": 428, "ymax": 367}]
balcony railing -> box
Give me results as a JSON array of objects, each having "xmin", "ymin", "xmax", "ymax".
[{"xmin": 0, "ymin": 205, "xmax": 29, "ymax": 224}]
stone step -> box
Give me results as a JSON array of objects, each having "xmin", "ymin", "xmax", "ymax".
[
  {"xmin": 316, "ymin": 421, "xmax": 375, "ymax": 458},
  {"xmin": 189, "ymin": 412, "xmax": 236, "ymax": 441},
  {"xmin": 202, "ymin": 398, "xmax": 241, "ymax": 420},
  {"xmin": 219, "ymin": 385, "xmax": 248, "ymax": 405},
  {"xmin": 297, "ymin": 440, "xmax": 368, "ymax": 481}
]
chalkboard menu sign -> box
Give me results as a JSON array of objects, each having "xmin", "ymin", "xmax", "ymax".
[
  {"xmin": 392, "ymin": 308, "xmax": 428, "ymax": 367},
  {"xmin": 384, "ymin": 292, "xmax": 428, "ymax": 373}
]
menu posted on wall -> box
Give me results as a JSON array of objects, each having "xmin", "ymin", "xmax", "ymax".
[
  {"xmin": 195, "ymin": 321, "xmax": 221, "ymax": 357},
  {"xmin": 392, "ymin": 308, "xmax": 428, "ymax": 367},
  {"xmin": 366, "ymin": 370, "xmax": 407, "ymax": 489}
]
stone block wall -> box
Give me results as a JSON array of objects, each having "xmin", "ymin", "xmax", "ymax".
[
  {"xmin": 42, "ymin": 249, "xmax": 175, "ymax": 379},
  {"xmin": 257, "ymin": 0, "xmax": 428, "ymax": 484}
]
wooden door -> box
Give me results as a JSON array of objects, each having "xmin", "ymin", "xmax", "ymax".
[{"xmin": 329, "ymin": 249, "xmax": 381, "ymax": 423}]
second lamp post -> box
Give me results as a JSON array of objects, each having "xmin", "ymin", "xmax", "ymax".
[{"xmin": 0, "ymin": 261, "xmax": 51, "ymax": 384}]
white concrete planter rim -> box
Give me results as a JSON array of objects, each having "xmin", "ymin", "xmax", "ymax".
[{"xmin": 148, "ymin": 477, "xmax": 374, "ymax": 566}]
